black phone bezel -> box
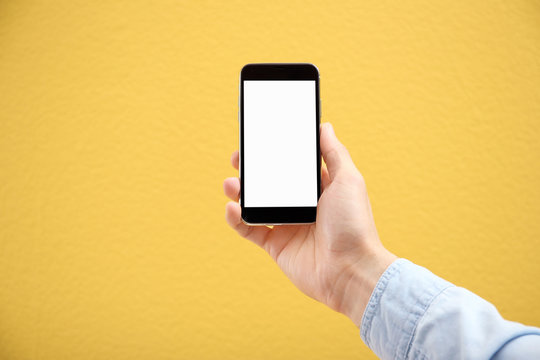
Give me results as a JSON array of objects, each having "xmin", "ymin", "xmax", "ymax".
[{"xmin": 239, "ymin": 63, "xmax": 321, "ymax": 224}]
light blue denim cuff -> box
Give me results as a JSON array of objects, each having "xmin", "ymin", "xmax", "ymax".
[{"xmin": 360, "ymin": 258, "xmax": 453, "ymax": 360}]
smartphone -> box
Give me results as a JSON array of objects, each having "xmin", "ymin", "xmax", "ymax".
[{"xmin": 239, "ymin": 63, "xmax": 321, "ymax": 225}]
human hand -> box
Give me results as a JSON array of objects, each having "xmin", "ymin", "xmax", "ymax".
[{"xmin": 224, "ymin": 123, "xmax": 397, "ymax": 326}]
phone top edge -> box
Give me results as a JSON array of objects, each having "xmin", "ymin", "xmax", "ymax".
[
  {"xmin": 240, "ymin": 63, "xmax": 319, "ymax": 80},
  {"xmin": 241, "ymin": 62, "xmax": 319, "ymax": 70},
  {"xmin": 241, "ymin": 62, "xmax": 318, "ymax": 67}
]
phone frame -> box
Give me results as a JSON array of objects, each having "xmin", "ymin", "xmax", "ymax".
[{"xmin": 239, "ymin": 63, "xmax": 321, "ymax": 225}]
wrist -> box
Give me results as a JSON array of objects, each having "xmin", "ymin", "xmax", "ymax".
[{"xmin": 335, "ymin": 248, "xmax": 397, "ymax": 327}]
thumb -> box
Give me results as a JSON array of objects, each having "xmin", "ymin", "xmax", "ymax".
[{"xmin": 320, "ymin": 123, "xmax": 354, "ymax": 180}]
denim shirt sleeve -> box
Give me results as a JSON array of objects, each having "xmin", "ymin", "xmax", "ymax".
[{"xmin": 360, "ymin": 258, "xmax": 540, "ymax": 360}]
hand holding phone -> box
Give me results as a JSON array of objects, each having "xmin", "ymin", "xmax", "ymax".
[{"xmin": 224, "ymin": 121, "xmax": 397, "ymax": 327}]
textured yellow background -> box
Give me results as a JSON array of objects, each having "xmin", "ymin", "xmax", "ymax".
[{"xmin": 1, "ymin": 1, "xmax": 539, "ymax": 359}]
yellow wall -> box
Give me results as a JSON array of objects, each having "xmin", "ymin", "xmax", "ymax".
[{"xmin": 1, "ymin": 1, "xmax": 539, "ymax": 359}]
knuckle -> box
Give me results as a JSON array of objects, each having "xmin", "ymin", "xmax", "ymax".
[{"xmin": 325, "ymin": 147, "xmax": 340, "ymax": 163}]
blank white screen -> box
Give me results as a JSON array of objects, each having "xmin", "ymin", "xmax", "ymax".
[{"xmin": 243, "ymin": 80, "xmax": 317, "ymax": 207}]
